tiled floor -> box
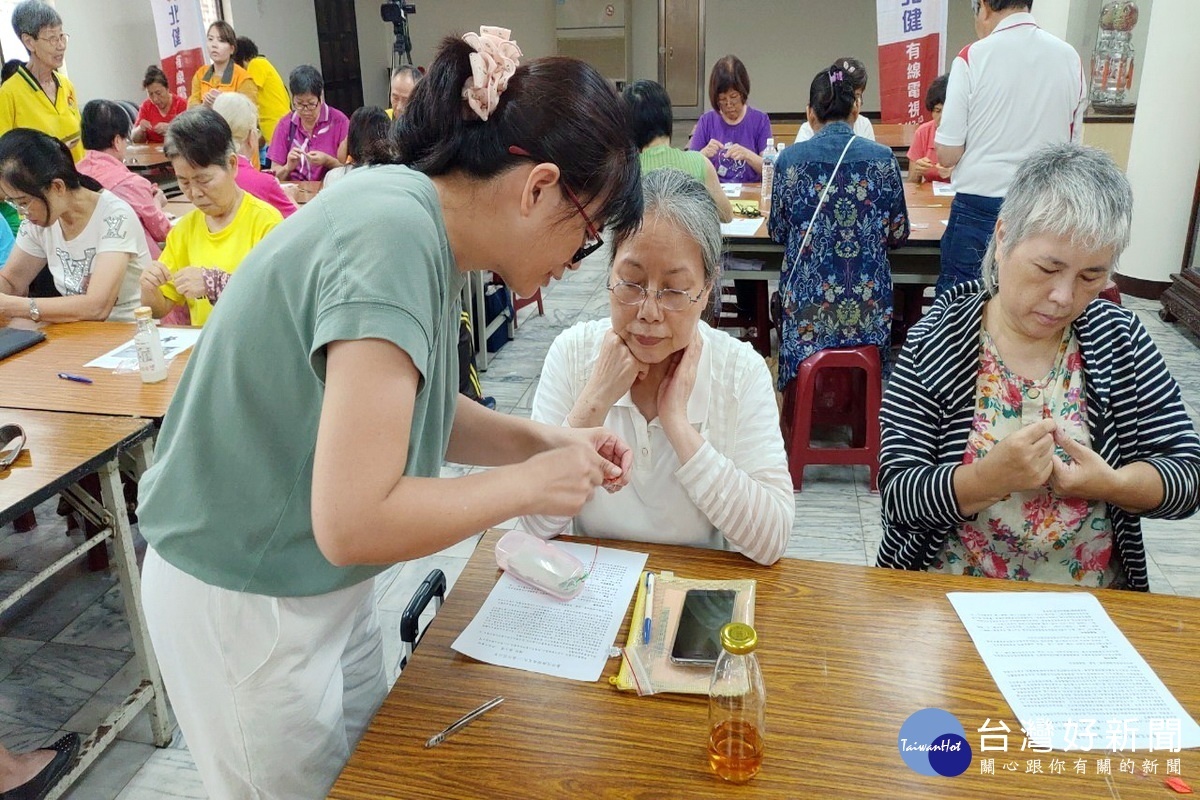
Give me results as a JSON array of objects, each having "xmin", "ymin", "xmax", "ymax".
[{"xmin": 3, "ymin": 252, "xmax": 1199, "ymax": 798}]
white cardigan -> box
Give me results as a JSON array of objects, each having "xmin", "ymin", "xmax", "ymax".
[{"xmin": 522, "ymin": 319, "xmax": 794, "ymax": 565}]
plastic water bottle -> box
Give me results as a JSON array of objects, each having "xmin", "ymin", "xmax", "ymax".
[
  {"xmin": 133, "ymin": 306, "xmax": 167, "ymax": 384},
  {"xmin": 707, "ymin": 622, "xmax": 765, "ymax": 783},
  {"xmin": 760, "ymin": 138, "xmax": 777, "ymax": 213}
]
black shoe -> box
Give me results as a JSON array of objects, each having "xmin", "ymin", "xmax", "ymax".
[
  {"xmin": 480, "ymin": 396, "xmax": 496, "ymax": 410},
  {"xmin": 0, "ymin": 733, "xmax": 80, "ymax": 800}
]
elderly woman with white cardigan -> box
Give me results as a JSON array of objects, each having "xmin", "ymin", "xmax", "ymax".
[{"xmin": 522, "ymin": 169, "xmax": 794, "ymax": 565}]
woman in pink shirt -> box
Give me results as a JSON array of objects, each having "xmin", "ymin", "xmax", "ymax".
[
  {"xmin": 907, "ymin": 74, "xmax": 952, "ymax": 184},
  {"xmin": 212, "ymin": 92, "xmax": 296, "ymax": 217},
  {"xmin": 77, "ymin": 99, "xmax": 172, "ymax": 256}
]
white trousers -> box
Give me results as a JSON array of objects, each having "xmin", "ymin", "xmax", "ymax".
[{"xmin": 141, "ymin": 547, "xmax": 387, "ymax": 800}]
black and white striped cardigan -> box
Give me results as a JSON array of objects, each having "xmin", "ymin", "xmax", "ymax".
[{"xmin": 876, "ymin": 281, "xmax": 1200, "ymax": 591}]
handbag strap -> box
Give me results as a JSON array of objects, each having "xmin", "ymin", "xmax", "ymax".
[{"xmin": 798, "ymin": 134, "xmax": 857, "ymax": 256}]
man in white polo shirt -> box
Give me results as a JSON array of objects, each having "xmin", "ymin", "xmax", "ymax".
[{"xmin": 934, "ymin": 0, "xmax": 1086, "ymax": 294}]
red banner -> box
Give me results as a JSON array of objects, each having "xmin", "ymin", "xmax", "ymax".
[
  {"xmin": 149, "ymin": 0, "xmax": 206, "ymax": 101},
  {"xmin": 876, "ymin": 0, "xmax": 947, "ymax": 125}
]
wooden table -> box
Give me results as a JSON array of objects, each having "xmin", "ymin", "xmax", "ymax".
[
  {"xmin": 875, "ymin": 122, "xmax": 919, "ymax": 151},
  {"xmin": 722, "ymin": 181, "xmax": 950, "ymax": 352},
  {"xmin": 122, "ymin": 143, "xmax": 169, "ymax": 170},
  {"xmin": 768, "ymin": 122, "xmax": 918, "ymax": 154},
  {"xmin": 0, "ymin": 409, "xmax": 171, "ymax": 798},
  {"xmin": 165, "ymin": 180, "xmax": 322, "ymax": 221},
  {"xmin": 331, "ymin": 532, "xmax": 1200, "ymax": 799},
  {"xmin": 0, "ymin": 322, "xmax": 191, "ymax": 418}
]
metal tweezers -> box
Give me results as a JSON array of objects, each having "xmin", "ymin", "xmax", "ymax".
[{"xmin": 424, "ymin": 696, "xmax": 504, "ymax": 748}]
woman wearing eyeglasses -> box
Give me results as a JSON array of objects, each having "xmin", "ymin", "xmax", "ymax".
[
  {"xmin": 522, "ymin": 169, "xmax": 793, "ymax": 565},
  {"xmin": 0, "ymin": 1, "xmax": 81, "ymax": 161},
  {"xmin": 136, "ymin": 29, "xmax": 642, "ymax": 799},
  {"xmin": 267, "ymin": 65, "xmax": 348, "ymax": 182}
]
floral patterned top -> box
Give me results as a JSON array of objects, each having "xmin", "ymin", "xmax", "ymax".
[
  {"xmin": 932, "ymin": 325, "xmax": 1116, "ymax": 586},
  {"xmin": 768, "ymin": 122, "xmax": 909, "ymax": 390}
]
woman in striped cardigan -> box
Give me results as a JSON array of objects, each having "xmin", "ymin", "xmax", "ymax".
[{"xmin": 878, "ymin": 144, "xmax": 1200, "ymax": 591}]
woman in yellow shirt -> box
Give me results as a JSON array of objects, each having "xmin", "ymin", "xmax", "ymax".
[
  {"xmin": 0, "ymin": 2, "xmax": 82, "ymax": 161},
  {"xmin": 188, "ymin": 21, "xmax": 257, "ymax": 110},
  {"xmin": 234, "ymin": 37, "xmax": 289, "ymax": 148},
  {"xmin": 139, "ymin": 108, "xmax": 281, "ymax": 326}
]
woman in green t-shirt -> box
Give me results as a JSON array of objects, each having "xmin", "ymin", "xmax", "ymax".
[{"xmin": 137, "ymin": 27, "xmax": 643, "ymax": 800}]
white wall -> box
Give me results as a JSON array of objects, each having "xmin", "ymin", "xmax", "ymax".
[
  {"xmin": 1118, "ymin": 0, "xmax": 1197, "ymax": 284},
  {"xmin": 227, "ymin": 0, "xmax": 320, "ymax": 80},
  {"xmin": 56, "ymin": 0, "xmax": 160, "ymax": 105}
]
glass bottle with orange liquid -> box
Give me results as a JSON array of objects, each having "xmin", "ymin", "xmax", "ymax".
[{"xmin": 707, "ymin": 622, "xmax": 765, "ymax": 783}]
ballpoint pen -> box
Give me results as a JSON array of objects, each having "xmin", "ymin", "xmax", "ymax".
[
  {"xmin": 642, "ymin": 572, "xmax": 655, "ymax": 645},
  {"xmin": 57, "ymin": 372, "xmax": 93, "ymax": 384},
  {"xmin": 425, "ymin": 696, "xmax": 504, "ymax": 748}
]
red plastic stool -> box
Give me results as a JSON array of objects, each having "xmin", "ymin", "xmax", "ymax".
[
  {"xmin": 1099, "ymin": 280, "xmax": 1122, "ymax": 305},
  {"xmin": 511, "ymin": 287, "xmax": 544, "ymax": 329},
  {"xmin": 780, "ymin": 346, "xmax": 883, "ymax": 492}
]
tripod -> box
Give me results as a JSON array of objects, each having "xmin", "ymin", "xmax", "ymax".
[{"xmin": 390, "ymin": 17, "xmax": 413, "ymax": 71}]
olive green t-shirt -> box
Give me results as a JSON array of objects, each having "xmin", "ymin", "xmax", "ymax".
[
  {"xmin": 638, "ymin": 144, "xmax": 708, "ymax": 183},
  {"xmin": 138, "ymin": 165, "xmax": 463, "ymax": 596}
]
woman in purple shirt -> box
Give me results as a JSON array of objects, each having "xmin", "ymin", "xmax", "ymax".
[
  {"xmin": 267, "ymin": 65, "xmax": 348, "ymax": 182},
  {"xmin": 688, "ymin": 55, "xmax": 771, "ymax": 184}
]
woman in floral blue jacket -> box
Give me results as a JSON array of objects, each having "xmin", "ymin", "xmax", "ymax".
[{"xmin": 769, "ymin": 64, "xmax": 908, "ymax": 390}]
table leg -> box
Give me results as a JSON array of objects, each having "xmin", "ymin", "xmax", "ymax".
[
  {"xmin": 472, "ymin": 271, "xmax": 489, "ymax": 372},
  {"xmin": 12, "ymin": 509, "xmax": 36, "ymax": 532},
  {"xmin": 97, "ymin": 459, "xmax": 172, "ymax": 747}
]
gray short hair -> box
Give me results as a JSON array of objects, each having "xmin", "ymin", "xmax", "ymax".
[
  {"xmin": 212, "ymin": 92, "xmax": 258, "ymax": 146},
  {"xmin": 614, "ymin": 168, "xmax": 723, "ymax": 286},
  {"xmin": 12, "ymin": 0, "xmax": 60, "ymax": 44},
  {"xmin": 981, "ymin": 143, "xmax": 1132, "ymax": 295}
]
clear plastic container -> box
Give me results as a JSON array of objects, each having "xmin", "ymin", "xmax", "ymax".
[
  {"xmin": 494, "ymin": 530, "xmax": 588, "ymax": 600},
  {"xmin": 707, "ymin": 622, "xmax": 765, "ymax": 783},
  {"xmin": 133, "ymin": 306, "xmax": 167, "ymax": 384}
]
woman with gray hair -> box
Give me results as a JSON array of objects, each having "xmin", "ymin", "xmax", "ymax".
[
  {"xmin": 139, "ymin": 107, "xmax": 282, "ymax": 325},
  {"xmin": 878, "ymin": 143, "xmax": 1200, "ymax": 590},
  {"xmin": 523, "ymin": 168, "xmax": 794, "ymax": 564},
  {"xmin": 0, "ymin": 0, "xmax": 81, "ymax": 160}
]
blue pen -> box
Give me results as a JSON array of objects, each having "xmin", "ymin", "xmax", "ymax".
[
  {"xmin": 57, "ymin": 372, "xmax": 93, "ymax": 385},
  {"xmin": 641, "ymin": 572, "xmax": 655, "ymax": 645}
]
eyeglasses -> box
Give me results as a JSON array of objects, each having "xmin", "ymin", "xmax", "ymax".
[
  {"xmin": 507, "ymin": 145, "xmax": 604, "ymax": 264},
  {"xmin": 0, "ymin": 424, "xmax": 26, "ymax": 470},
  {"xmin": 607, "ymin": 280, "xmax": 707, "ymax": 313},
  {"xmin": 294, "ymin": 99, "xmax": 320, "ymax": 111},
  {"xmin": 5, "ymin": 195, "xmax": 33, "ymax": 211},
  {"xmin": 36, "ymin": 32, "xmax": 69, "ymax": 48}
]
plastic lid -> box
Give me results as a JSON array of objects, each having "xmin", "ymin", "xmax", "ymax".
[
  {"xmin": 720, "ymin": 622, "xmax": 758, "ymax": 655},
  {"xmin": 766, "ymin": 137, "xmax": 775, "ymax": 147},
  {"xmin": 134, "ymin": 306, "xmax": 153, "ymax": 319}
]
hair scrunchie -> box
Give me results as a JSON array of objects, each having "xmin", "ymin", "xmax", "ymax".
[
  {"xmin": 461, "ymin": 25, "xmax": 523, "ymax": 122},
  {"xmin": 828, "ymin": 69, "xmax": 844, "ymax": 84}
]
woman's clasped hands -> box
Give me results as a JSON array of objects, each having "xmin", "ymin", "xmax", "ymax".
[{"xmin": 976, "ymin": 417, "xmax": 1118, "ymax": 501}]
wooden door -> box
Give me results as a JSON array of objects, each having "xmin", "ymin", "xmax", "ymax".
[
  {"xmin": 660, "ymin": 0, "xmax": 703, "ymax": 114},
  {"xmin": 313, "ymin": 0, "xmax": 363, "ymax": 115}
]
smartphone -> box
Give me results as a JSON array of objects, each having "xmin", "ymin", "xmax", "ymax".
[{"xmin": 670, "ymin": 589, "xmax": 737, "ymax": 665}]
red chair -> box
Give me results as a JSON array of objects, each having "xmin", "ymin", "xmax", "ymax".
[
  {"xmin": 780, "ymin": 346, "xmax": 883, "ymax": 491},
  {"xmin": 511, "ymin": 287, "xmax": 544, "ymax": 329},
  {"xmin": 490, "ymin": 273, "xmax": 544, "ymax": 330},
  {"xmin": 1099, "ymin": 280, "xmax": 1122, "ymax": 305},
  {"xmin": 712, "ymin": 281, "xmax": 771, "ymax": 356}
]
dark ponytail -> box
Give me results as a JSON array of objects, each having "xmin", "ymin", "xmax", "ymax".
[
  {"xmin": 808, "ymin": 63, "xmax": 859, "ymax": 124},
  {"xmin": 0, "ymin": 129, "xmax": 102, "ymax": 207},
  {"xmin": 346, "ymin": 105, "xmax": 395, "ymax": 165},
  {"xmin": 395, "ymin": 35, "xmax": 642, "ymax": 239}
]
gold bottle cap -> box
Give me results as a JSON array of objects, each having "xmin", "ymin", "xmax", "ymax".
[
  {"xmin": 720, "ymin": 622, "xmax": 758, "ymax": 655},
  {"xmin": 134, "ymin": 306, "xmax": 153, "ymax": 320}
]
